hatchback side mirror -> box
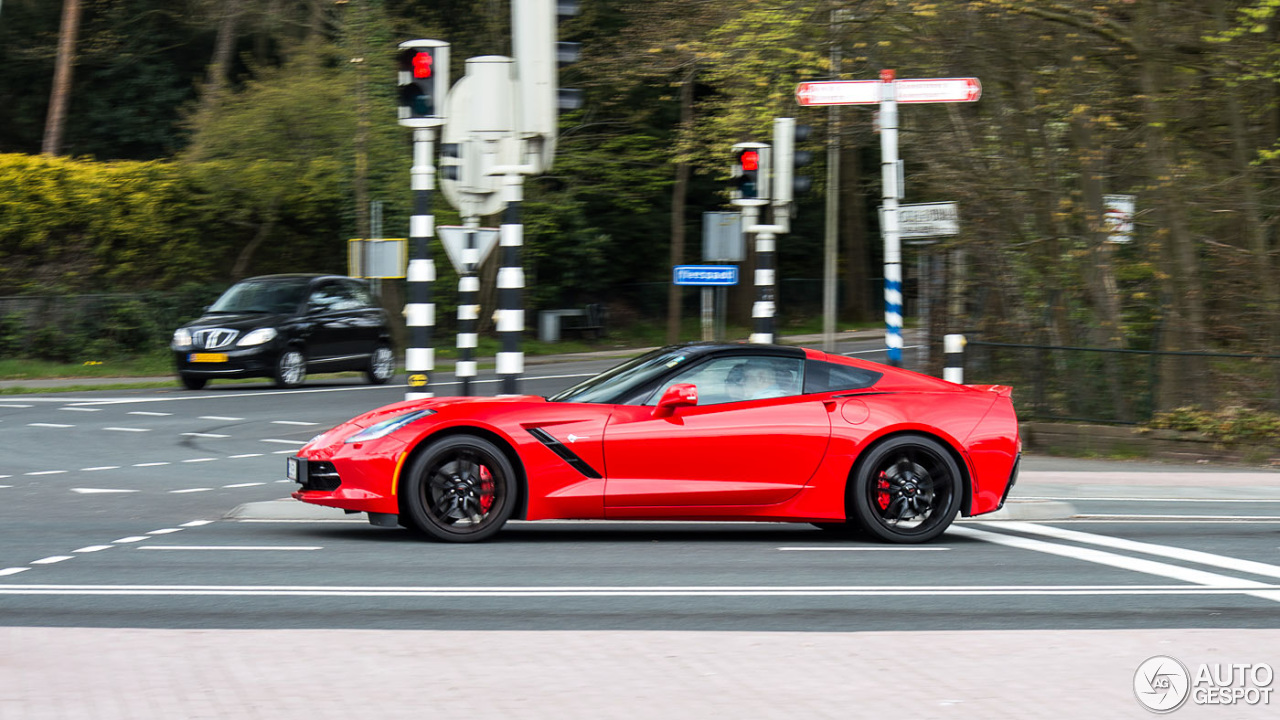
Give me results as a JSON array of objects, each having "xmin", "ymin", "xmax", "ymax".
[{"xmin": 653, "ymin": 383, "xmax": 698, "ymax": 418}]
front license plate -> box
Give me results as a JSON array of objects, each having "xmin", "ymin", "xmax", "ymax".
[
  {"xmin": 188, "ymin": 353, "xmax": 228, "ymax": 363},
  {"xmin": 286, "ymin": 457, "xmax": 300, "ymax": 482}
]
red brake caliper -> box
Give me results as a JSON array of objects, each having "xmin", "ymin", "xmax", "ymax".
[
  {"xmin": 876, "ymin": 473, "xmax": 891, "ymax": 511},
  {"xmin": 478, "ymin": 466, "xmax": 495, "ymax": 513}
]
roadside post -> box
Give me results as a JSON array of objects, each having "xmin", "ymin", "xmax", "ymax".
[
  {"xmin": 396, "ymin": 39, "xmax": 449, "ymax": 400},
  {"xmin": 674, "ymin": 265, "xmax": 740, "ymax": 341},
  {"xmin": 797, "ymin": 71, "xmax": 981, "ymax": 366}
]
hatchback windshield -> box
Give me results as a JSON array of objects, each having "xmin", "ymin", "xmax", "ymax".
[
  {"xmin": 547, "ymin": 347, "xmax": 695, "ymax": 404},
  {"xmin": 208, "ymin": 279, "xmax": 309, "ymax": 314}
]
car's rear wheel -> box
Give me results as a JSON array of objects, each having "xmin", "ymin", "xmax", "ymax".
[
  {"xmin": 851, "ymin": 435, "xmax": 963, "ymax": 543},
  {"xmin": 179, "ymin": 374, "xmax": 207, "ymax": 390},
  {"xmin": 366, "ymin": 343, "xmax": 395, "ymax": 385},
  {"xmin": 402, "ymin": 435, "xmax": 517, "ymax": 543},
  {"xmin": 274, "ymin": 348, "xmax": 306, "ymax": 388}
]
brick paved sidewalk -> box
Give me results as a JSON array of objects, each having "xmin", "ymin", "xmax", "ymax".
[{"xmin": 3, "ymin": 627, "xmax": 1276, "ymax": 719}]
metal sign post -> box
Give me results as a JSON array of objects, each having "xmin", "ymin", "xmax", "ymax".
[{"xmin": 795, "ymin": 71, "xmax": 981, "ymax": 367}]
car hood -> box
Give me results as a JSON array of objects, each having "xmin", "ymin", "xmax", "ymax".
[{"xmin": 181, "ymin": 312, "xmax": 293, "ymax": 330}]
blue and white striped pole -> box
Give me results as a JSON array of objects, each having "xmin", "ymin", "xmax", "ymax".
[
  {"xmin": 879, "ymin": 69, "xmax": 903, "ymax": 367},
  {"xmin": 405, "ymin": 127, "xmax": 436, "ymax": 400}
]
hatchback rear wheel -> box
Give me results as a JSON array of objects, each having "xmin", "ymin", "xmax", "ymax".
[{"xmin": 274, "ymin": 348, "xmax": 306, "ymax": 388}]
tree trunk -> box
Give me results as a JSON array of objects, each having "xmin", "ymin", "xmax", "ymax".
[
  {"xmin": 201, "ymin": 0, "xmax": 242, "ymax": 117},
  {"xmin": 665, "ymin": 68, "xmax": 694, "ymax": 344},
  {"xmin": 840, "ymin": 132, "xmax": 870, "ymax": 321},
  {"xmin": 42, "ymin": 0, "xmax": 82, "ymax": 156}
]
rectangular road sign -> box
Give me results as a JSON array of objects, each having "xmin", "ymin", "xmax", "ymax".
[
  {"xmin": 674, "ymin": 265, "xmax": 739, "ymax": 286},
  {"xmin": 898, "ymin": 202, "xmax": 960, "ymax": 239},
  {"xmin": 796, "ymin": 77, "xmax": 981, "ymax": 106}
]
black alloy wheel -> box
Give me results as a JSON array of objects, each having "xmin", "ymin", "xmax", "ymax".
[
  {"xmin": 402, "ymin": 435, "xmax": 517, "ymax": 542},
  {"xmin": 850, "ymin": 435, "xmax": 963, "ymax": 543}
]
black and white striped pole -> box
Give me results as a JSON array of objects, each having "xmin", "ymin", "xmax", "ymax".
[
  {"xmin": 730, "ymin": 141, "xmax": 776, "ymax": 344},
  {"xmin": 455, "ymin": 216, "xmax": 481, "ymax": 395},
  {"xmin": 944, "ymin": 333, "xmax": 966, "ymax": 384},
  {"xmin": 746, "ymin": 212, "xmax": 786, "ymax": 345},
  {"xmin": 495, "ymin": 172, "xmax": 525, "ymax": 394},
  {"xmin": 396, "ymin": 39, "xmax": 449, "ymax": 401}
]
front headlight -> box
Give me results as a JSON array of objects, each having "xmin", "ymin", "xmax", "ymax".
[
  {"xmin": 344, "ymin": 409, "xmax": 437, "ymax": 444},
  {"xmin": 237, "ymin": 327, "xmax": 278, "ymax": 347},
  {"xmin": 173, "ymin": 328, "xmax": 192, "ymax": 347}
]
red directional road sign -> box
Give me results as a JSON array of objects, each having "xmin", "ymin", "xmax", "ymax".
[{"xmin": 795, "ymin": 77, "xmax": 981, "ymax": 106}]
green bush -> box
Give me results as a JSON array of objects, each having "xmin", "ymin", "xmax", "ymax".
[{"xmin": 1147, "ymin": 406, "xmax": 1280, "ymax": 444}]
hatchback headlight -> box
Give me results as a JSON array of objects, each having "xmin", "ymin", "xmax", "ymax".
[
  {"xmin": 173, "ymin": 328, "xmax": 192, "ymax": 347},
  {"xmin": 237, "ymin": 327, "xmax": 278, "ymax": 347},
  {"xmin": 344, "ymin": 409, "xmax": 437, "ymax": 444}
]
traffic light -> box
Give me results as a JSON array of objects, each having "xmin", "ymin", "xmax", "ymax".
[
  {"xmin": 772, "ymin": 117, "xmax": 813, "ymax": 206},
  {"xmin": 512, "ymin": 0, "xmax": 581, "ymax": 172},
  {"xmin": 440, "ymin": 143, "xmax": 461, "ymax": 181},
  {"xmin": 397, "ymin": 40, "xmax": 449, "ymax": 127},
  {"xmin": 730, "ymin": 142, "xmax": 771, "ymax": 205}
]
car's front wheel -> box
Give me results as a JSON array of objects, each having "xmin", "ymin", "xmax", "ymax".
[
  {"xmin": 402, "ymin": 435, "xmax": 517, "ymax": 543},
  {"xmin": 179, "ymin": 374, "xmax": 207, "ymax": 390},
  {"xmin": 366, "ymin": 343, "xmax": 395, "ymax": 385},
  {"xmin": 850, "ymin": 435, "xmax": 963, "ymax": 543},
  {"xmin": 274, "ymin": 348, "xmax": 307, "ymax": 388}
]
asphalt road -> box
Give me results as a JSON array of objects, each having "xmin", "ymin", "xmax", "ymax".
[{"xmin": 3, "ymin": 346, "xmax": 1279, "ymax": 718}]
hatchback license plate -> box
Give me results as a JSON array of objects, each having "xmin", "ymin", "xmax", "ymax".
[{"xmin": 189, "ymin": 353, "xmax": 228, "ymax": 363}]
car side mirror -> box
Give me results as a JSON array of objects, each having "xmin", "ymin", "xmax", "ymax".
[{"xmin": 653, "ymin": 383, "xmax": 697, "ymax": 418}]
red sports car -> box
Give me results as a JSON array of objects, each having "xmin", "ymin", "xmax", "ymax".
[{"xmin": 289, "ymin": 343, "xmax": 1020, "ymax": 543}]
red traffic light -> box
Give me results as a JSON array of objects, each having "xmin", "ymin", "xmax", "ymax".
[
  {"xmin": 411, "ymin": 51, "xmax": 433, "ymax": 78},
  {"xmin": 739, "ymin": 150, "xmax": 759, "ymax": 172}
]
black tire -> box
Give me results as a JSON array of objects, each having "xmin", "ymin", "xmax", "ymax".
[
  {"xmin": 402, "ymin": 435, "xmax": 517, "ymax": 543},
  {"xmin": 850, "ymin": 435, "xmax": 963, "ymax": 544},
  {"xmin": 274, "ymin": 347, "xmax": 307, "ymax": 388},
  {"xmin": 366, "ymin": 343, "xmax": 395, "ymax": 385},
  {"xmin": 179, "ymin": 374, "xmax": 207, "ymax": 390}
]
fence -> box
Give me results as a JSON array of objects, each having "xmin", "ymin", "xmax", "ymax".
[{"xmin": 963, "ymin": 339, "xmax": 1280, "ymax": 424}]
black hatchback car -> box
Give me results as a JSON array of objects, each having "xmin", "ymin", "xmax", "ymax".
[{"xmin": 171, "ymin": 274, "xmax": 395, "ymax": 389}]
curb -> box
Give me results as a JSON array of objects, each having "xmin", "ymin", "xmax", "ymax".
[{"xmin": 977, "ymin": 499, "xmax": 1077, "ymax": 522}]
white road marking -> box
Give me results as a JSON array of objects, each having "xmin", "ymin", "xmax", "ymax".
[
  {"xmin": 1071, "ymin": 514, "xmax": 1280, "ymax": 522},
  {"xmin": 271, "ymin": 420, "xmax": 318, "ymax": 426},
  {"xmin": 104, "ymin": 427, "xmax": 150, "ymax": 433},
  {"xmin": 132, "ymin": 462, "xmax": 169, "ymax": 468},
  {"xmin": 0, "ymin": 403, "xmax": 34, "ymax": 408},
  {"xmin": 228, "ymin": 454, "xmax": 263, "ymax": 459},
  {"xmin": 112, "ymin": 537, "xmax": 149, "ymax": 544},
  {"xmin": 147, "ymin": 529, "xmax": 183, "ymax": 535},
  {"xmin": 0, "ymin": 583, "xmax": 1274, "ymax": 599},
  {"xmin": 0, "ymin": 485, "xmax": 11, "ymax": 489},
  {"xmin": 953, "ymin": 526, "xmax": 1280, "ymax": 604},
  {"xmin": 170, "ymin": 488, "xmax": 212, "ymax": 494},
  {"xmin": 28, "ymin": 423, "xmax": 73, "ymax": 428},
  {"xmin": 272, "ymin": 450, "xmax": 296, "ymax": 454},
  {"xmin": 778, "ymin": 547, "xmax": 951, "ymax": 552},
  {"xmin": 0, "ymin": 568, "xmax": 30, "ymax": 577},
  {"xmin": 223, "ymin": 482, "xmax": 264, "ymax": 488},
  {"xmin": 70, "ymin": 488, "xmax": 139, "ymax": 494},
  {"xmin": 261, "ymin": 439, "xmax": 306, "ymax": 445},
  {"xmin": 73, "ymin": 546, "xmax": 112, "ymax": 553},
  {"xmin": 992, "ymin": 521, "xmax": 1280, "ymax": 581},
  {"xmin": 181, "ymin": 432, "xmax": 228, "ymax": 438},
  {"xmin": 58, "ymin": 407, "xmax": 101, "ymax": 412},
  {"xmin": 181, "ymin": 458, "xmax": 216, "ymax": 463},
  {"xmin": 180, "ymin": 520, "xmax": 213, "ymax": 527},
  {"xmin": 80, "ymin": 466, "xmax": 120, "ymax": 472},
  {"xmin": 135, "ymin": 546, "xmax": 322, "ymax": 552},
  {"xmin": 199, "ymin": 416, "xmax": 243, "ymax": 421},
  {"xmin": 1022, "ymin": 495, "xmax": 1280, "ymax": 504},
  {"xmin": 26, "ymin": 470, "xmax": 66, "ymax": 476},
  {"xmin": 31, "ymin": 556, "xmax": 73, "ymax": 565},
  {"xmin": 128, "ymin": 411, "xmax": 171, "ymax": 417}
]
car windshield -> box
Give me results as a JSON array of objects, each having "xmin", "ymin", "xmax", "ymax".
[
  {"xmin": 208, "ymin": 279, "xmax": 310, "ymax": 314},
  {"xmin": 547, "ymin": 347, "xmax": 695, "ymax": 404}
]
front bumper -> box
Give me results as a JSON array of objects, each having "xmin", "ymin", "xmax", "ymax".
[
  {"xmin": 287, "ymin": 443, "xmax": 404, "ymax": 515},
  {"xmin": 173, "ymin": 344, "xmax": 279, "ymax": 378}
]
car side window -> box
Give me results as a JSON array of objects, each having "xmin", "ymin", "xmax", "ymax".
[
  {"xmin": 310, "ymin": 282, "xmax": 367, "ymax": 313},
  {"xmin": 803, "ymin": 359, "xmax": 883, "ymax": 393},
  {"xmin": 342, "ymin": 280, "xmax": 375, "ymax": 308},
  {"xmin": 644, "ymin": 356, "xmax": 804, "ymax": 405}
]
